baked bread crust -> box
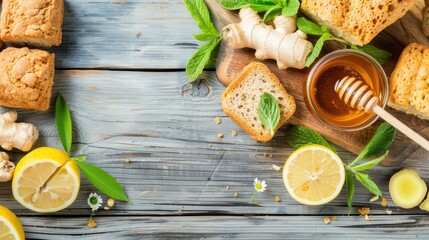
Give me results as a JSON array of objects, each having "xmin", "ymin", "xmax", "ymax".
[
  {"xmin": 388, "ymin": 43, "xmax": 429, "ymax": 120},
  {"xmin": 301, "ymin": 0, "xmax": 416, "ymax": 46},
  {"xmin": 0, "ymin": 47, "xmax": 55, "ymax": 111},
  {"xmin": 0, "ymin": 0, "xmax": 64, "ymax": 47},
  {"xmin": 221, "ymin": 62, "xmax": 296, "ymax": 142}
]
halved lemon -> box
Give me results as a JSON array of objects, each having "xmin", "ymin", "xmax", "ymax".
[
  {"xmin": 12, "ymin": 147, "xmax": 80, "ymax": 213},
  {"xmin": 0, "ymin": 205, "xmax": 25, "ymax": 239},
  {"xmin": 283, "ymin": 144, "xmax": 345, "ymax": 205}
]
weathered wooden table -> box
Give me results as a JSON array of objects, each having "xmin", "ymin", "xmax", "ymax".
[{"xmin": 2, "ymin": 0, "xmax": 429, "ymax": 239}]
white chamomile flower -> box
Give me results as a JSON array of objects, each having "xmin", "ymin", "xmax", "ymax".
[
  {"xmin": 254, "ymin": 178, "xmax": 267, "ymax": 192},
  {"xmin": 88, "ymin": 193, "xmax": 103, "ymax": 211}
]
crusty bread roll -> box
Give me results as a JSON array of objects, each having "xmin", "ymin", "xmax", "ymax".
[
  {"xmin": 1, "ymin": 0, "xmax": 64, "ymax": 47},
  {"xmin": 301, "ymin": 0, "xmax": 416, "ymax": 46},
  {"xmin": 221, "ymin": 62, "xmax": 296, "ymax": 142},
  {"xmin": 0, "ymin": 47, "xmax": 55, "ymax": 111},
  {"xmin": 388, "ymin": 43, "xmax": 429, "ymax": 120}
]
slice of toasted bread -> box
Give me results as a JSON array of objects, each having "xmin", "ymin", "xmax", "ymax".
[
  {"xmin": 221, "ymin": 62, "xmax": 296, "ymax": 142},
  {"xmin": 388, "ymin": 43, "xmax": 429, "ymax": 120},
  {"xmin": 301, "ymin": 0, "xmax": 416, "ymax": 46}
]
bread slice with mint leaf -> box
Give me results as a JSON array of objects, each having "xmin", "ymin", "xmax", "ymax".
[{"xmin": 221, "ymin": 62, "xmax": 296, "ymax": 142}]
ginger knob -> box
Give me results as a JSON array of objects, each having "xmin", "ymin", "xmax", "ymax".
[
  {"xmin": 389, "ymin": 169, "xmax": 427, "ymax": 209},
  {"xmin": 0, "ymin": 111, "xmax": 39, "ymax": 152},
  {"xmin": 0, "ymin": 152, "xmax": 14, "ymax": 182}
]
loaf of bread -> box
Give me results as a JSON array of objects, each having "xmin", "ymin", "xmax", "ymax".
[
  {"xmin": 221, "ymin": 62, "xmax": 296, "ymax": 142},
  {"xmin": 388, "ymin": 43, "xmax": 429, "ymax": 120},
  {"xmin": 1, "ymin": 0, "xmax": 64, "ymax": 47},
  {"xmin": 301, "ymin": 0, "xmax": 416, "ymax": 46},
  {"xmin": 0, "ymin": 47, "xmax": 55, "ymax": 111}
]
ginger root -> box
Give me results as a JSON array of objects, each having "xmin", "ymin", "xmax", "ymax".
[
  {"xmin": 223, "ymin": 8, "xmax": 313, "ymax": 70},
  {"xmin": 0, "ymin": 111, "xmax": 39, "ymax": 152},
  {"xmin": 389, "ymin": 168, "xmax": 427, "ymax": 209},
  {"xmin": 0, "ymin": 152, "xmax": 14, "ymax": 182}
]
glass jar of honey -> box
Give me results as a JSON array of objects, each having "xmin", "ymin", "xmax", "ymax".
[{"xmin": 304, "ymin": 49, "xmax": 389, "ymax": 131}]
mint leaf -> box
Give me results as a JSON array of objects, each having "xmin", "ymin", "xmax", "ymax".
[
  {"xmin": 297, "ymin": 17, "xmax": 324, "ymax": 36},
  {"xmin": 285, "ymin": 126, "xmax": 336, "ymax": 153},
  {"xmin": 258, "ymin": 92, "xmax": 281, "ymax": 136},
  {"xmin": 262, "ymin": 5, "xmax": 282, "ymax": 22},
  {"xmin": 194, "ymin": 32, "xmax": 218, "ymax": 41},
  {"xmin": 306, "ymin": 32, "xmax": 331, "ymax": 67},
  {"xmin": 346, "ymin": 170, "xmax": 355, "ymax": 215},
  {"xmin": 353, "ymin": 44, "xmax": 392, "ymax": 65},
  {"xmin": 355, "ymin": 172, "xmax": 382, "ymax": 197},
  {"xmin": 220, "ymin": 0, "xmax": 278, "ymax": 10},
  {"xmin": 55, "ymin": 94, "xmax": 72, "ymax": 153},
  {"xmin": 184, "ymin": 0, "xmax": 218, "ymax": 35},
  {"xmin": 250, "ymin": 3, "xmax": 278, "ymax": 12},
  {"xmin": 186, "ymin": 39, "xmax": 220, "ymax": 82},
  {"xmin": 72, "ymin": 156, "xmax": 86, "ymax": 162},
  {"xmin": 76, "ymin": 161, "xmax": 131, "ymax": 203},
  {"xmin": 352, "ymin": 151, "xmax": 388, "ymax": 172},
  {"xmin": 354, "ymin": 122, "xmax": 396, "ymax": 163},
  {"xmin": 281, "ymin": 0, "xmax": 299, "ymax": 16}
]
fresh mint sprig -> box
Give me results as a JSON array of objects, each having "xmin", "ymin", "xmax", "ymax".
[
  {"xmin": 296, "ymin": 17, "xmax": 392, "ymax": 66},
  {"xmin": 220, "ymin": 0, "xmax": 300, "ymax": 22},
  {"xmin": 285, "ymin": 123, "xmax": 396, "ymax": 214},
  {"xmin": 258, "ymin": 92, "xmax": 281, "ymax": 136},
  {"xmin": 56, "ymin": 94, "xmax": 131, "ymax": 203},
  {"xmin": 184, "ymin": 0, "xmax": 222, "ymax": 82}
]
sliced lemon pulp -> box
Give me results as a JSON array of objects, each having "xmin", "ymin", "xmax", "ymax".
[
  {"xmin": 0, "ymin": 205, "xmax": 25, "ymax": 240},
  {"xmin": 12, "ymin": 147, "xmax": 80, "ymax": 213},
  {"xmin": 283, "ymin": 144, "xmax": 345, "ymax": 205}
]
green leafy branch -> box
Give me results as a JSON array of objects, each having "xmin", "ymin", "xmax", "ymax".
[
  {"xmin": 220, "ymin": 0, "xmax": 300, "ymax": 22},
  {"xmin": 258, "ymin": 92, "xmax": 281, "ymax": 136},
  {"xmin": 285, "ymin": 123, "xmax": 396, "ymax": 214},
  {"xmin": 56, "ymin": 94, "xmax": 130, "ymax": 203},
  {"xmin": 184, "ymin": 0, "xmax": 222, "ymax": 82},
  {"xmin": 296, "ymin": 17, "xmax": 392, "ymax": 67}
]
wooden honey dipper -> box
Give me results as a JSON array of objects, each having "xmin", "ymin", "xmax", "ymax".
[{"xmin": 335, "ymin": 76, "xmax": 429, "ymax": 152}]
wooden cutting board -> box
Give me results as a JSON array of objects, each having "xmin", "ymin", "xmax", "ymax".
[{"xmin": 206, "ymin": 0, "xmax": 429, "ymax": 166}]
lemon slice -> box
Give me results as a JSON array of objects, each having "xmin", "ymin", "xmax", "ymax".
[
  {"xmin": 12, "ymin": 147, "xmax": 80, "ymax": 213},
  {"xmin": 0, "ymin": 205, "xmax": 25, "ymax": 239},
  {"xmin": 283, "ymin": 144, "xmax": 345, "ymax": 205}
]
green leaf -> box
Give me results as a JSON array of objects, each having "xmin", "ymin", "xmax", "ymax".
[
  {"xmin": 220, "ymin": 0, "xmax": 278, "ymax": 10},
  {"xmin": 75, "ymin": 161, "xmax": 131, "ymax": 203},
  {"xmin": 72, "ymin": 156, "xmax": 87, "ymax": 162},
  {"xmin": 355, "ymin": 172, "xmax": 382, "ymax": 197},
  {"xmin": 352, "ymin": 151, "xmax": 388, "ymax": 172},
  {"xmin": 186, "ymin": 39, "xmax": 220, "ymax": 82},
  {"xmin": 285, "ymin": 125, "xmax": 336, "ymax": 153},
  {"xmin": 346, "ymin": 169, "xmax": 355, "ymax": 215},
  {"xmin": 250, "ymin": 3, "xmax": 277, "ymax": 12},
  {"xmin": 354, "ymin": 122, "xmax": 396, "ymax": 163},
  {"xmin": 184, "ymin": 0, "xmax": 219, "ymax": 35},
  {"xmin": 194, "ymin": 32, "xmax": 218, "ymax": 41},
  {"xmin": 353, "ymin": 44, "xmax": 392, "ymax": 65},
  {"xmin": 262, "ymin": 5, "xmax": 282, "ymax": 22},
  {"xmin": 297, "ymin": 17, "xmax": 324, "ymax": 35},
  {"xmin": 55, "ymin": 94, "xmax": 72, "ymax": 153},
  {"xmin": 258, "ymin": 92, "xmax": 281, "ymax": 136},
  {"xmin": 305, "ymin": 32, "xmax": 331, "ymax": 67},
  {"xmin": 281, "ymin": 0, "xmax": 299, "ymax": 16}
]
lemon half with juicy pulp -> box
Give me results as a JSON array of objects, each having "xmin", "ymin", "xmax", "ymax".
[
  {"xmin": 12, "ymin": 147, "xmax": 80, "ymax": 213},
  {"xmin": 0, "ymin": 205, "xmax": 25, "ymax": 239},
  {"xmin": 283, "ymin": 144, "xmax": 345, "ymax": 205}
]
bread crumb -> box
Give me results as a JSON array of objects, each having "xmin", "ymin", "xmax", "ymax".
[
  {"xmin": 263, "ymin": 152, "xmax": 267, "ymax": 157},
  {"xmin": 272, "ymin": 164, "xmax": 281, "ymax": 171},
  {"xmin": 215, "ymin": 116, "xmax": 222, "ymax": 124},
  {"xmin": 107, "ymin": 198, "xmax": 115, "ymax": 207},
  {"xmin": 124, "ymin": 158, "xmax": 132, "ymax": 163},
  {"xmin": 226, "ymin": 186, "xmax": 230, "ymax": 190},
  {"xmin": 104, "ymin": 206, "xmax": 110, "ymax": 211},
  {"xmin": 269, "ymin": 154, "xmax": 273, "ymax": 158},
  {"xmin": 231, "ymin": 130, "xmax": 237, "ymax": 136},
  {"xmin": 217, "ymin": 133, "xmax": 224, "ymax": 138},
  {"xmin": 208, "ymin": 144, "xmax": 213, "ymax": 148},
  {"xmin": 324, "ymin": 217, "xmax": 331, "ymax": 224},
  {"xmin": 385, "ymin": 209, "xmax": 392, "ymax": 215},
  {"xmin": 234, "ymin": 192, "xmax": 239, "ymax": 197},
  {"xmin": 358, "ymin": 207, "xmax": 371, "ymax": 216},
  {"xmin": 369, "ymin": 195, "xmax": 379, "ymax": 202},
  {"xmin": 87, "ymin": 218, "xmax": 97, "ymax": 228},
  {"xmin": 381, "ymin": 197, "xmax": 388, "ymax": 207},
  {"xmin": 136, "ymin": 32, "xmax": 142, "ymax": 38},
  {"xmin": 331, "ymin": 216, "xmax": 337, "ymax": 221},
  {"xmin": 275, "ymin": 195, "xmax": 281, "ymax": 202},
  {"xmin": 364, "ymin": 215, "xmax": 370, "ymax": 221}
]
